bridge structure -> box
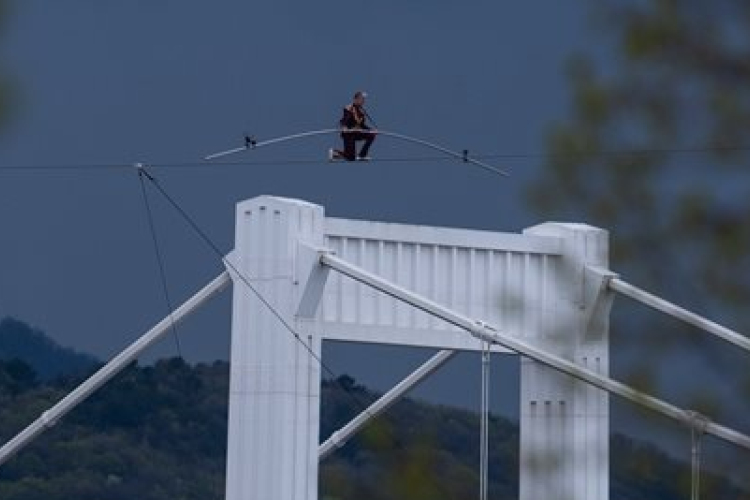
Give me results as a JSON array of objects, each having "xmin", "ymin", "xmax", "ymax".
[{"xmin": 1, "ymin": 194, "xmax": 749, "ymax": 500}]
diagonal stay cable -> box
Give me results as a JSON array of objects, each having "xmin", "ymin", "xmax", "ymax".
[
  {"xmin": 137, "ymin": 165, "xmax": 349, "ymax": 383},
  {"xmin": 136, "ymin": 165, "xmax": 183, "ymax": 359}
]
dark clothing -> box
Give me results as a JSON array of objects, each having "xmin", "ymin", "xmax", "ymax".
[
  {"xmin": 342, "ymin": 130, "xmax": 375, "ymax": 160},
  {"xmin": 339, "ymin": 104, "xmax": 369, "ymax": 130},
  {"xmin": 335, "ymin": 104, "xmax": 376, "ymax": 160}
]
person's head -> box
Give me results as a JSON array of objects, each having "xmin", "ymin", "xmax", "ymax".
[{"xmin": 353, "ymin": 90, "xmax": 367, "ymax": 106}]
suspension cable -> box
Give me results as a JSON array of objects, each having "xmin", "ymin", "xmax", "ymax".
[
  {"xmin": 135, "ymin": 164, "xmax": 183, "ymax": 359},
  {"xmin": 137, "ymin": 165, "xmax": 333, "ymax": 374},
  {"xmin": 480, "ymin": 341, "xmax": 490, "ymax": 500},
  {"xmin": 687, "ymin": 411, "xmax": 709, "ymax": 500}
]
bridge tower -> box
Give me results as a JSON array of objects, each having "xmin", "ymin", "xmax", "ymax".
[{"xmin": 226, "ymin": 196, "xmax": 610, "ymax": 500}]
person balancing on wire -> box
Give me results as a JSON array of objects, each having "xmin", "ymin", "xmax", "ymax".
[{"xmin": 329, "ymin": 91, "xmax": 377, "ymax": 161}]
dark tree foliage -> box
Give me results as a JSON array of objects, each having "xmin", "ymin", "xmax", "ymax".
[
  {"xmin": 0, "ymin": 359, "xmax": 229, "ymax": 500},
  {"xmin": 530, "ymin": 0, "xmax": 750, "ymax": 307},
  {"xmin": 0, "ymin": 359, "xmax": 745, "ymax": 500},
  {"xmin": 0, "ymin": 359, "xmax": 37, "ymax": 397},
  {"xmin": 0, "ymin": 318, "xmax": 98, "ymax": 382}
]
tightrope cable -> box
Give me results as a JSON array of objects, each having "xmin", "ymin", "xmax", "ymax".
[{"xmin": 3, "ymin": 142, "xmax": 750, "ymax": 174}]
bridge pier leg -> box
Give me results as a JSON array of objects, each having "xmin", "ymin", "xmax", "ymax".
[
  {"xmin": 225, "ymin": 196, "xmax": 326, "ymax": 500},
  {"xmin": 520, "ymin": 223, "xmax": 611, "ymax": 500}
]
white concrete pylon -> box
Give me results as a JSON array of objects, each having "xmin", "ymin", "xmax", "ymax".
[
  {"xmin": 520, "ymin": 223, "xmax": 612, "ymax": 500},
  {"xmin": 225, "ymin": 196, "xmax": 325, "ymax": 500}
]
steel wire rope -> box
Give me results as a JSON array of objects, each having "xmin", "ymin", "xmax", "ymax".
[
  {"xmin": 479, "ymin": 341, "xmax": 490, "ymax": 500},
  {"xmin": 136, "ymin": 165, "xmax": 183, "ymax": 359},
  {"xmin": 3, "ymin": 143, "xmax": 750, "ymax": 173}
]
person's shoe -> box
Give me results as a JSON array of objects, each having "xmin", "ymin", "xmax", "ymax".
[{"xmin": 328, "ymin": 149, "xmax": 336, "ymax": 161}]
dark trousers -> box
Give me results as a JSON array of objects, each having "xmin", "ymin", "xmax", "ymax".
[{"xmin": 338, "ymin": 131, "xmax": 375, "ymax": 160}]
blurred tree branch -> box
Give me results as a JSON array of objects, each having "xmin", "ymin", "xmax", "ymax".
[
  {"xmin": 531, "ymin": 0, "xmax": 750, "ymax": 315},
  {"xmin": 528, "ymin": 5, "xmax": 750, "ymax": 477}
]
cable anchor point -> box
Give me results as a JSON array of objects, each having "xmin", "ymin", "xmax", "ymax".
[
  {"xmin": 134, "ymin": 162, "xmax": 154, "ymax": 181},
  {"xmin": 685, "ymin": 410, "xmax": 710, "ymax": 434}
]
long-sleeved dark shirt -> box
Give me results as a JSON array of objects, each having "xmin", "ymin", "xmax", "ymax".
[{"xmin": 339, "ymin": 104, "xmax": 370, "ymax": 130}]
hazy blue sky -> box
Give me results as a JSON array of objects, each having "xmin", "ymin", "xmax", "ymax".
[{"xmin": 1, "ymin": 1, "xmax": 747, "ymax": 476}]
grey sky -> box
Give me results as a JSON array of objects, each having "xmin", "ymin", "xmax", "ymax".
[{"xmin": 0, "ymin": 0, "xmax": 587, "ymax": 362}]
